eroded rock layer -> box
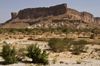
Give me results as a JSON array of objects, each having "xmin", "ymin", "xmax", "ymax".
[
  {"xmin": 1, "ymin": 3, "xmax": 100, "ymax": 28},
  {"xmin": 18, "ymin": 4, "xmax": 67, "ymax": 19}
]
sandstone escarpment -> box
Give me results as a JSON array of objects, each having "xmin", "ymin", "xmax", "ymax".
[
  {"xmin": 18, "ymin": 4, "xmax": 67, "ymax": 19},
  {"xmin": 1, "ymin": 3, "xmax": 100, "ymax": 28},
  {"xmin": 80, "ymin": 12, "xmax": 94, "ymax": 23},
  {"xmin": 67, "ymin": 8, "xmax": 94, "ymax": 23},
  {"xmin": 11, "ymin": 12, "xmax": 18, "ymax": 19},
  {"xmin": 94, "ymin": 17, "xmax": 100, "ymax": 24},
  {"xmin": 67, "ymin": 8, "xmax": 80, "ymax": 16}
]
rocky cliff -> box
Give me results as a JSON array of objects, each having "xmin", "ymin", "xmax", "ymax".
[
  {"xmin": 18, "ymin": 4, "xmax": 67, "ymax": 19},
  {"xmin": 67, "ymin": 8, "xmax": 94, "ymax": 23},
  {"xmin": 10, "ymin": 3, "xmax": 95, "ymax": 23},
  {"xmin": 11, "ymin": 12, "xmax": 18, "ymax": 19},
  {"xmin": 1, "ymin": 3, "xmax": 100, "ymax": 28},
  {"xmin": 94, "ymin": 17, "xmax": 100, "ymax": 24},
  {"xmin": 80, "ymin": 12, "xmax": 94, "ymax": 23},
  {"xmin": 67, "ymin": 8, "xmax": 80, "ymax": 15}
]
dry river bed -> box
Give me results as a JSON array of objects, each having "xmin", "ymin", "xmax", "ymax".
[{"xmin": 0, "ymin": 40, "xmax": 99, "ymax": 66}]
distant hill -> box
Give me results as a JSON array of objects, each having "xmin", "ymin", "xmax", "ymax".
[{"xmin": 1, "ymin": 3, "xmax": 100, "ymax": 28}]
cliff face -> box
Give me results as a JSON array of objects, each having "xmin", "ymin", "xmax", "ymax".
[
  {"xmin": 18, "ymin": 4, "xmax": 67, "ymax": 19},
  {"xmin": 80, "ymin": 12, "xmax": 94, "ymax": 23},
  {"xmin": 10, "ymin": 4, "xmax": 95, "ymax": 23},
  {"xmin": 67, "ymin": 8, "xmax": 94, "ymax": 23},
  {"xmin": 94, "ymin": 17, "xmax": 100, "ymax": 24},
  {"xmin": 11, "ymin": 12, "xmax": 18, "ymax": 19},
  {"xmin": 1, "ymin": 3, "xmax": 100, "ymax": 28},
  {"xmin": 67, "ymin": 8, "xmax": 80, "ymax": 15}
]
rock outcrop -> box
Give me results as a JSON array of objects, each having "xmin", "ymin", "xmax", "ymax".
[
  {"xmin": 11, "ymin": 12, "xmax": 18, "ymax": 19},
  {"xmin": 1, "ymin": 3, "xmax": 100, "ymax": 28},
  {"xmin": 67, "ymin": 8, "xmax": 94, "ymax": 23},
  {"xmin": 18, "ymin": 4, "xmax": 67, "ymax": 19},
  {"xmin": 80, "ymin": 12, "xmax": 94, "ymax": 23},
  {"xmin": 67, "ymin": 8, "xmax": 80, "ymax": 15},
  {"xmin": 94, "ymin": 17, "xmax": 100, "ymax": 24}
]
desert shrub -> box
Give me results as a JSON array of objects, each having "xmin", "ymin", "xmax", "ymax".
[
  {"xmin": 1, "ymin": 44, "xmax": 18, "ymax": 64},
  {"xmin": 53, "ymin": 58, "xmax": 57, "ymax": 64},
  {"xmin": 57, "ymin": 27, "xmax": 70, "ymax": 34},
  {"xmin": 17, "ymin": 48, "xmax": 26, "ymax": 60},
  {"xmin": 3, "ymin": 41, "xmax": 7, "ymax": 44},
  {"xmin": 92, "ymin": 28, "xmax": 100, "ymax": 36},
  {"xmin": 48, "ymin": 38, "xmax": 88, "ymax": 54},
  {"xmin": 55, "ymin": 54, "xmax": 59, "ymax": 57},
  {"xmin": 36, "ymin": 64, "xmax": 42, "ymax": 66},
  {"xmin": 63, "ymin": 28, "xmax": 70, "ymax": 34},
  {"xmin": 77, "ymin": 31, "xmax": 82, "ymax": 36},
  {"xmin": 48, "ymin": 38, "xmax": 74, "ymax": 52},
  {"xmin": 9, "ymin": 28, "xmax": 17, "ymax": 34},
  {"xmin": 0, "ymin": 29, "xmax": 4, "ymax": 34},
  {"xmin": 30, "ymin": 65, "xmax": 33, "ymax": 66},
  {"xmin": 63, "ymin": 37, "xmax": 74, "ymax": 50},
  {"xmin": 98, "ymin": 57, "xmax": 100, "ymax": 60},
  {"xmin": 90, "ymin": 34, "xmax": 94, "ymax": 39},
  {"xmin": 76, "ymin": 59, "xmax": 82, "ymax": 64},
  {"xmin": 48, "ymin": 38, "xmax": 65, "ymax": 52},
  {"xmin": 27, "ymin": 44, "xmax": 49, "ymax": 64},
  {"xmin": 41, "ymin": 28, "xmax": 51, "ymax": 33},
  {"xmin": 28, "ymin": 38, "xmax": 33, "ymax": 40},
  {"xmin": 71, "ymin": 40, "xmax": 88, "ymax": 55}
]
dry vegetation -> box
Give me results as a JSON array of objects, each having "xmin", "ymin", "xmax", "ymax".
[{"xmin": 0, "ymin": 27, "xmax": 100, "ymax": 66}]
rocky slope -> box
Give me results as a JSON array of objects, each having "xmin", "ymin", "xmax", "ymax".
[{"xmin": 1, "ymin": 3, "xmax": 100, "ymax": 28}]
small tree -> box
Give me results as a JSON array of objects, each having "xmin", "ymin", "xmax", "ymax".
[
  {"xmin": 90, "ymin": 34, "xmax": 94, "ymax": 39},
  {"xmin": 71, "ymin": 40, "xmax": 88, "ymax": 55},
  {"xmin": 92, "ymin": 28, "xmax": 100, "ymax": 36},
  {"xmin": 26, "ymin": 44, "xmax": 49, "ymax": 64},
  {"xmin": 3, "ymin": 41, "xmax": 7, "ymax": 44},
  {"xmin": 48, "ymin": 38, "xmax": 64, "ymax": 52},
  {"xmin": 63, "ymin": 28, "xmax": 70, "ymax": 34},
  {"xmin": 2, "ymin": 44, "xmax": 18, "ymax": 64},
  {"xmin": 48, "ymin": 38, "xmax": 74, "ymax": 52},
  {"xmin": 62, "ymin": 37, "xmax": 74, "ymax": 51}
]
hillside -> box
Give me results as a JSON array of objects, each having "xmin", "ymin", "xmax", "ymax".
[{"xmin": 1, "ymin": 3, "xmax": 100, "ymax": 28}]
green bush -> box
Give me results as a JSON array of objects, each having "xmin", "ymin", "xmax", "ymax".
[
  {"xmin": 3, "ymin": 41, "xmax": 7, "ymax": 44},
  {"xmin": 48, "ymin": 38, "xmax": 88, "ymax": 55},
  {"xmin": 63, "ymin": 37, "xmax": 74, "ymax": 50},
  {"xmin": 71, "ymin": 40, "xmax": 88, "ymax": 55},
  {"xmin": 90, "ymin": 34, "xmax": 94, "ymax": 39},
  {"xmin": 1, "ymin": 44, "xmax": 18, "ymax": 64},
  {"xmin": 92, "ymin": 28, "xmax": 100, "ymax": 36},
  {"xmin": 27, "ymin": 44, "xmax": 49, "ymax": 64},
  {"xmin": 48, "ymin": 38, "xmax": 74, "ymax": 52},
  {"xmin": 48, "ymin": 38, "xmax": 64, "ymax": 52},
  {"xmin": 36, "ymin": 64, "xmax": 42, "ymax": 66},
  {"xmin": 53, "ymin": 58, "xmax": 57, "ymax": 64}
]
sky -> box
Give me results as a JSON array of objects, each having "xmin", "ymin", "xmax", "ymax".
[{"xmin": 0, "ymin": 0, "xmax": 100, "ymax": 23}]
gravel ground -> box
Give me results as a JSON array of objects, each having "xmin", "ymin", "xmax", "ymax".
[
  {"xmin": 0, "ymin": 41, "xmax": 100, "ymax": 66},
  {"xmin": 49, "ymin": 59, "xmax": 100, "ymax": 66},
  {"xmin": 0, "ymin": 59, "xmax": 100, "ymax": 66}
]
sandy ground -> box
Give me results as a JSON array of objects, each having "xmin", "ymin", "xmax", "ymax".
[
  {"xmin": 0, "ymin": 33, "xmax": 100, "ymax": 66},
  {"xmin": 0, "ymin": 57, "xmax": 100, "ymax": 66}
]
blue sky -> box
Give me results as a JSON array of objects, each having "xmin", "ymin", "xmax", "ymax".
[{"xmin": 0, "ymin": 0, "xmax": 100, "ymax": 23}]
